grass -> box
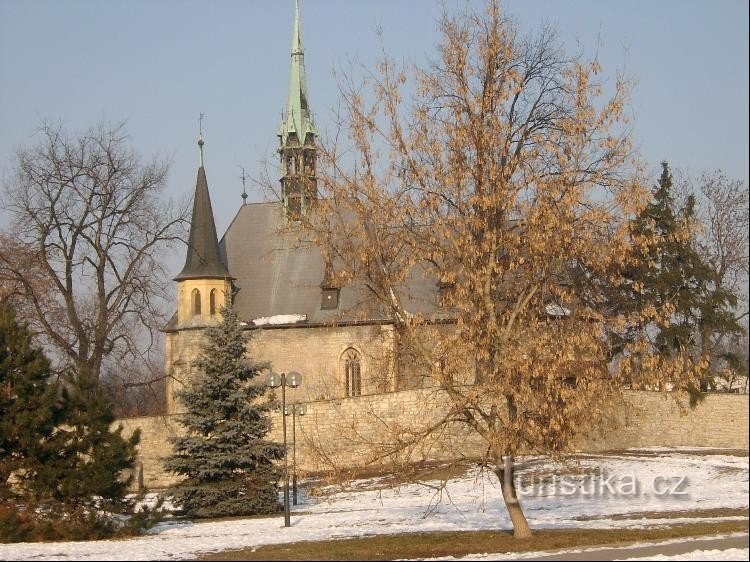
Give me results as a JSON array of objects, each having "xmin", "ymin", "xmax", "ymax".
[
  {"xmin": 576, "ymin": 507, "xmax": 748, "ymax": 521},
  {"xmin": 201, "ymin": 520, "xmax": 749, "ymax": 561}
]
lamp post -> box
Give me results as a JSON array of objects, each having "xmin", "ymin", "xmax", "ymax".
[
  {"xmin": 267, "ymin": 370, "xmax": 302, "ymax": 528},
  {"xmin": 284, "ymin": 402, "xmax": 307, "ymax": 505}
]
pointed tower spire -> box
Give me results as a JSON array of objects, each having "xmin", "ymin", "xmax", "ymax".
[
  {"xmin": 278, "ymin": 0, "xmax": 318, "ymax": 219},
  {"xmin": 278, "ymin": 0, "xmax": 317, "ymax": 147},
  {"xmin": 175, "ymin": 131, "xmax": 229, "ymax": 281}
]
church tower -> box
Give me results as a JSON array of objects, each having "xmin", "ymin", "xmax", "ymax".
[
  {"xmin": 278, "ymin": 0, "xmax": 317, "ymax": 219},
  {"xmin": 166, "ymin": 132, "xmax": 234, "ymax": 414},
  {"xmin": 173, "ymin": 133, "xmax": 233, "ymax": 326}
]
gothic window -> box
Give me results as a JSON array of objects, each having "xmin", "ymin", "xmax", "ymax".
[
  {"xmin": 209, "ymin": 289, "xmax": 217, "ymax": 316},
  {"xmin": 192, "ymin": 288, "xmax": 201, "ymax": 317},
  {"xmin": 304, "ymin": 152, "xmax": 315, "ymax": 175},
  {"xmin": 343, "ymin": 348, "xmax": 362, "ymax": 397}
]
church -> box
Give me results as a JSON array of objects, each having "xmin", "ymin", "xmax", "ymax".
[
  {"xmin": 123, "ymin": 1, "xmax": 745, "ymax": 485},
  {"xmin": 163, "ymin": 0, "xmax": 443, "ymax": 414}
]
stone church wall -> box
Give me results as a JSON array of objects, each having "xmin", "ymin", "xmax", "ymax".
[
  {"xmin": 165, "ymin": 323, "xmax": 398, "ymax": 414},
  {"xmin": 246, "ymin": 323, "xmax": 398, "ymax": 403},
  {"xmin": 118, "ymin": 389, "xmax": 748, "ymax": 490}
]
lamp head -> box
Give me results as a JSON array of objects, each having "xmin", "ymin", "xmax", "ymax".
[
  {"xmin": 267, "ymin": 372, "xmax": 281, "ymax": 388},
  {"xmin": 286, "ymin": 371, "xmax": 302, "ymax": 388}
]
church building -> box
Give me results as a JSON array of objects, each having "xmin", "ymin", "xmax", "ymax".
[{"xmin": 163, "ymin": 1, "xmax": 442, "ymax": 414}]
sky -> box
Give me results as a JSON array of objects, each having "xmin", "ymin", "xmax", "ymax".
[{"xmin": 1, "ymin": 0, "xmax": 748, "ymax": 279}]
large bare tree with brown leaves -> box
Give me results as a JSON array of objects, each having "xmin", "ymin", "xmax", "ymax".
[
  {"xmin": 0, "ymin": 122, "xmax": 188, "ymax": 390},
  {"xmin": 306, "ymin": 1, "xmax": 703, "ymax": 537}
]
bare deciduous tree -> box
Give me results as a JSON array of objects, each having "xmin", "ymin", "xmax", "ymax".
[
  {"xmin": 687, "ymin": 171, "xmax": 749, "ymax": 310},
  {"xmin": 0, "ymin": 122, "xmax": 188, "ymax": 389},
  {"xmin": 307, "ymin": 1, "xmax": 702, "ymax": 537},
  {"xmin": 677, "ymin": 170, "xmax": 749, "ymax": 389}
]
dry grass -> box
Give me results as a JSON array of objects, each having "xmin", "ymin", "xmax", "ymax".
[
  {"xmin": 576, "ymin": 507, "xmax": 748, "ymax": 521},
  {"xmin": 303, "ymin": 459, "xmax": 478, "ymax": 498},
  {"xmin": 200, "ymin": 520, "xmax": 748, "ymax": 561}
]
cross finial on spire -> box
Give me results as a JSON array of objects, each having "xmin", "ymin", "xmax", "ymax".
[
  {"xmin": 240, "ymin": 167, "xmax": 248, "ymax": 206},
  {"xmin": 198, "ymin": 113, "xmax": 206, "ymax": 167}
]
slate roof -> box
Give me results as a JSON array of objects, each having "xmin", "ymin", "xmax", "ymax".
[
  {"xmin": 216, "ymin": 202, "xmax": 443, "ymax": 326},
  {"xmin": 174, "ymin": 166, "xmax": 231, "ymax": 281}
]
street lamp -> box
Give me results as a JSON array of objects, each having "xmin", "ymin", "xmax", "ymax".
[
  {"xmin": 284, "ymin": 402, "xmax": 307, "ymax": 505},
  {"xmin": 267, "ymin": 370, "xmax": 302, "ymax": 527}
]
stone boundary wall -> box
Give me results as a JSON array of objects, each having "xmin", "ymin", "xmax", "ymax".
[{"xmin": 117, "ymin": 390, "xmax": 749, "ymax": 490}]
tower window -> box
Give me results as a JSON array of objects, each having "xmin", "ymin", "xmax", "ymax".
[
  {"xmin": 304, "ymin": 152, "xmax": 315, "ymax": 175},
  {"xmin": 192, "ymin": 288, "xmax": 201, "ymax": 317},
  {"xmin": 287, "ymin": 195, "xmax": 302, "ymax": 219},
  {"xmin": 344, "ymin": 349, "xmax": 362, "ymax": 397},
  {"xmin": 209, "ymin": 289, "xmax": 217, "ymax": 316}
]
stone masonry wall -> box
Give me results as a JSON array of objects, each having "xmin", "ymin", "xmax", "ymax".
[
  {"xmin": 166, "ymin": 323, "xmax": 397, "ymax": 414},
  {"xmin": 246, "ymin": 323, "xmax": 397, "ymax": 403},
  {"xmin": 576, "ymin": 391, "xmax": 749, "ymax": 451},
  {"xmin": 118, "ymin": 389, "xmax": 749, "ymax": 490}
]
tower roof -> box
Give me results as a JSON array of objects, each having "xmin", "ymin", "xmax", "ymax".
[
  {"xmin": 174, "ymin": 144, "xmax": 230, "ymax": 281},
  {"xmin": 278, "ymin": 0, "xmax": 317, "ymax": 147}
]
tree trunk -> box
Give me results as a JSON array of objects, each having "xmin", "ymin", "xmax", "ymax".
[{"xmin": 495, "ymin": 455, "xmax": 532, "ymax": 538}]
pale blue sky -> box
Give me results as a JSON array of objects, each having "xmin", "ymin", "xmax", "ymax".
[{"xmin": 1, "ymin": 0, "xmax": 748, "ymax": 280}]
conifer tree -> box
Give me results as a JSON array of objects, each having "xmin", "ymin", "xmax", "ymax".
[
  {"xmin": 0, "ymin": 301, "xmax": 61, "ymax": 498},
  {"xmin": 165, "ymin": 306, "xmax": 283, "ymax": 518},
  {"xmin": 625, "ymin": 162, "xmax": 742, "ymax": 390},
  {"xmin": 28, "ymin": 372, "xmax": 141, "ymax": 508},
  {"xmin": 2, "ymin": 298, "xmax": 140, "ymax": 539}
]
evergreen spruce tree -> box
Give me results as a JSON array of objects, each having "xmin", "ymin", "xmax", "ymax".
[
  {"xmin": 624, "ymin": 162, "xmax": 742, "ymax": 392},
  {"xmin": 165, "ymin": 306, "xmax": 283, "ymax": 518},
  {"xmin": 2, "ymin": 300, "xmax": 142, "ymax": 541},
  {"xmin": 28, "ymin": 372, "xmax": 141, "ymax": 508},
  {"xmin": 0, "ymin": 301, "xmax": 61, "ymax": 499}
]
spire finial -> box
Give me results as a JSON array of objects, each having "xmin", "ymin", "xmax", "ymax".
[
  {"xmin": 292, "ymin": 0, "xmax": 302, "ymax": 55},
  {"xmin": 198, "ymin": 113, "xmax": 206, "ymax": 167},
  {"xmin": 240, "ymin": 167, "xmax": 248, "ymax": 206}
]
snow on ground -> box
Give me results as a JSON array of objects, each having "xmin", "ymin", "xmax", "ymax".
[{"xmin": 0, "ymin": 449, "xmax": 747, "ymax": 561}]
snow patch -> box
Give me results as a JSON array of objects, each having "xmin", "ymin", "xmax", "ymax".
[
  {"xmin": 252, "ymin": 314, "xmax": 307, "ymax": 326},
  {"xmin": 545, "ymin": 303, "xmax": 571, "ymax": 317}
]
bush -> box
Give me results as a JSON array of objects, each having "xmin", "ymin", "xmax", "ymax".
[
  {"xmin": 0, "ymin": 501, "xmax": 115, "ymax": 543},
  {"xmin": 0, "ymin": 497, "xmax": 166, "ymax": 543}
]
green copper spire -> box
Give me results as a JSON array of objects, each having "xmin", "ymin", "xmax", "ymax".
[
  {"xmin": 279, "ymin": 0, "xmax": 317, "ymax": 147},
  {"xmin": 175, "ymin": 134, "xmax": 230, "ymax": 281}
]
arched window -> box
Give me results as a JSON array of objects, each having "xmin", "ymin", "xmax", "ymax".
[
  {"xmin": 209, "ymin": 289, "xmax": 217, "ymax": 316},
  {"xmin": 192, "ymin": 288, "xmax": 201, "ymax": 317},
  {"xmin": 343, "ymin": 349, "xmax": 362, "ymax": 397}
]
